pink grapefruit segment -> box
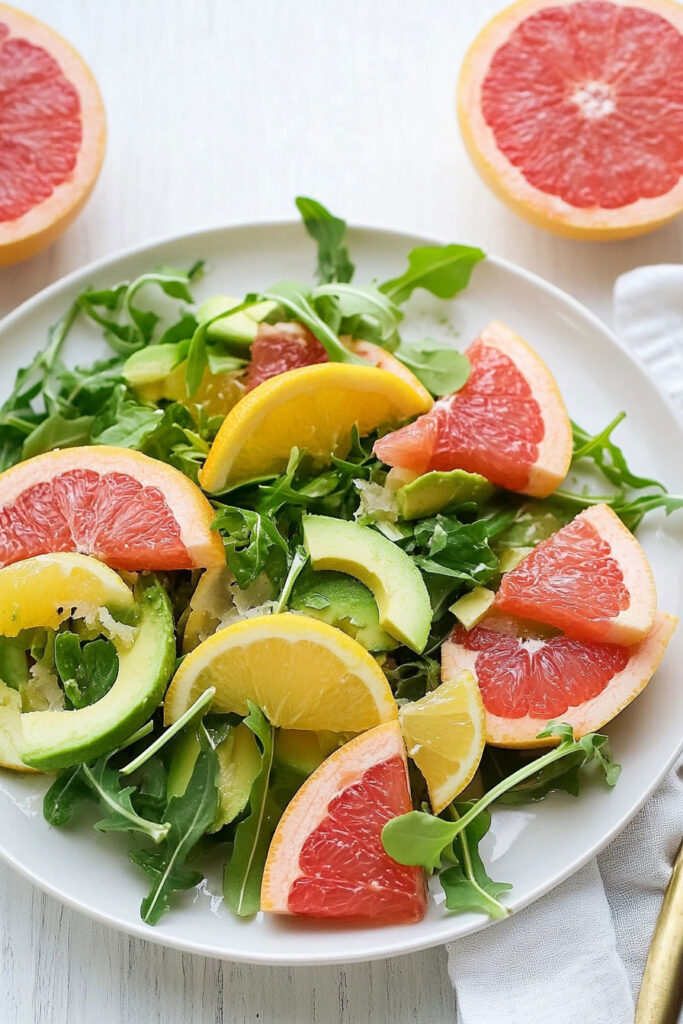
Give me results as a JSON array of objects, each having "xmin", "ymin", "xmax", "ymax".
[
  {"xmin": 374, "ymin": 320, "xmax": 571, "ymax": 497},
  {"xmin": 458, "ymin": 0, "xmax": 683, "ymax": 239},
  {"xmin": 261, "ymin": 722, "xmax": 427, "ymax": 923},
  {"xmin": 442, "ymin": 611, "xmax": 677, "ymax": 746},
  {"xmin": 0, "ymin": 446, "xmax": 225, "ymax": 571},
  {"xmin": 246, "ymin": 322, "xmax": 327, "ymax": 391},
  {"xmin": 495, "ymin": 503, "xmax": 656, "ymax": 644},
  {"xmin": 0, "ymin": 4, "xmax": 106, "ymax": 265}
]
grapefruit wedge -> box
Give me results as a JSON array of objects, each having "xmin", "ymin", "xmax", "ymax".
[
  {"xmin": 442, "ymin": 612, "xmax": 677, "ymax": 747},
  {"xmin": 458, "ymin": 0, "xmax": 683, "ymax": 240},
  {"xmin": 495, "ymin": 504, "xmax": 656, "ymax": 644},
  {"xmin": 261, "ymin": 721, "xmax": 427, "ymax": 923},
  {"xmin": 374, "ymin": 321, "xmax": 572, "ymax": 497},
  {"xmin": 0, "ymin": 446, "xmax": 225, "ymax": 571},
  {"xmin": 0, "ymin": 4, "xmax": 106, "ymax": 265}
]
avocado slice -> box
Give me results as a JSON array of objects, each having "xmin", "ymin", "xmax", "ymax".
[
  {"xmin": 197, "ymin": 295, "xmax": 277, "ymax": 347},
  {"xmin": 302, "ymin": 515, "xmax": 432, "ymax": 653},
  {"xmin": 122, "ymin": 342, "xmax": 187, "ymax": 388},
  {"xmin": 20, "ymin": 577, "xmax": 175, "ymax": 771},
  {"xmin": 397, "ymin": 469, "xmax": 494, "ymax": 520},
  {"xmin": 167, "ymin": 721, "xmax": 261, "ymax": 832},
  {"xmin": 449, "ymin": 586, "xmax": 496, "ymax": 629},
  {"xmin": 289, "ymin": 569, "xmax": 398, "ymax": 652},
  {"xmin": 274, "ymin": 729, "xmax": 341, "ymax": 778}
]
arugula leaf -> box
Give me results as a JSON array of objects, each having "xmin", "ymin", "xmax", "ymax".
[
  {"xmin": 383, "ymin": 720, "xmax": 620, "ymax": 872},
  {"xmin": 554, "ymin": 414, "xmax": 683, "ymax": 531},
  {"xmin": 274, "ymin": 546, "xmax": 309, "ymax": 613},
  {"xmin": 55, "ymin": 632, "xmax": 119, "ymax": 709},
  {"xmin": 0, "ymin": 636, "xmax": 29, "ymax": 691},
  {"xmin": 380, "ymin": 245, "xmax": 485, "ymax": 304},
  {"xmin": 412, "ymin": 512, "xmax": 513, "ymax": 587},
  {"xmin": 394, "ymin": 339, "xmax": 470, "ymax": 397},
  {"xmin": 384, "ymin": 652, "xmax": 441, "ymax": 701},
  {"xmin": 296, "ymin": 196, "xmax": 355, "ymax": 284},
  {"xmin": 2, "ymin": 302, "xmax": 79, "ymax": 415},
  {"xmin": 22, "ymin": 413, "xmax": 95, "ymax": 460},
  {"xmin": 132, "ymin": 723, "xmax": 218, "ymax": 925},
  {"xmin": 260, "ymin": 281, "xmax": 361, "ymax": 365},
  {"xmin": 82, "ymin": 758, "xmax": 170, "ymax": 843},
  {"xmin": 131, "ymin": 756, "xmax": 169, "ymax": 823},
  {"xmin": 43, "ymin": 765, "xmax": 94, "ymax": 826},
  {"xmin": 120, "ymin": 686, "xmax": 216, "ymax": 775},
  {"xmin": 312, "ymin": 282, "xmax": 402, "ymax": 349},
  {"xmin": 212, "ymin": 506, "xmax": 289, "ymax": 589},
  {"xmin": 440, "ymin": 805, "xmax": 511, "ymax": 919},
  {"xmin": 223, "ymin": 704, "xmax": 280, "ymax": 917},
  {"xmin": 480, "ymin": 746, "xmax": 587, "ymax": 804}
]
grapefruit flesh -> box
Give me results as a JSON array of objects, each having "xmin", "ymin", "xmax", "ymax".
[
  {"xmin": 0, "ymin": 446, "xmax": 225, "ymax": 571},
  {"xmin": 246, "ymin": 322, "xmax": 327, "ymax": 391},
  {"xmin": 458, "ymin": 0, "xmax": 683, "ymax": 239},
  {"xmin": 495, "ymin": 503, "xmax": 656, "ymax": 644},
  {"xmin": 0, "ymin": 4, "xmax": 106, "ymax": 265},
  {"xmin": 442, "ymin": 611, "xmax": 677, "ymax": 746},
  {"xmin": 374, "ymin": 320, "xmax": 572, "ymax": 498},
  {"xmin": 261, "ymin": 722, "xmax": 427, "ymax": 923}
]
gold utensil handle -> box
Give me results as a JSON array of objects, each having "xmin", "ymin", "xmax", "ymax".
[{"xmin": 635, "ymin": 841, "xmax": 683, "ymax": 1024}]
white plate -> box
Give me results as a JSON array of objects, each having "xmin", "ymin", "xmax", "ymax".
[{"xmin": 0, "ymin": 222, "xmax": 681, "ymax": 966}]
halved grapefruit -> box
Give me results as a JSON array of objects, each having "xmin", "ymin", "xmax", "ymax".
[
  {"xmin": 0, "ymin": 4, "xmax": 106, "ymax": 265},
  {"xmin": 374, "ymin": 320, "xmax": 572, "ymax": 498},
  {"xmin": 442, "ymin": 612, "xmax": 677, "ymax": 746},
  {"xmin": 261, "ymin": 721, "xmax": 427, "ymax": 922},
  {"xmin": 495, "ymin": 503, "xmax": 656, "ymax": 644},
  {"xmin": 0, "ymin": 446, "xmax": 225, "ymax": 571},
  {"xmin": 458, "ymin": 0, "xmax": 683, "ymax": 240}
]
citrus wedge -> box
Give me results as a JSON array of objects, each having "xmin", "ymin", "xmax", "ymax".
[
  {"xmin": 0, "ymin": 4, "xmax": 106, "ymax": 265},
  {"xmin": 346, "ymin": 339, "xmax": 433, "ymax": 411},
  {"xmin": 163, "ymin": 613, "xmax": 398, "ymax": 731},
  {"xmin": 457, "ymin": 0, "xmax": 683, "ymax": 240},
  {"xmin": 261, "ymin": 721, "xmax": 427, "ymax": 922},
  {"xmin": 374, "ymin": 321, "xmax": 572, "ymax": 498},
  {"xmin": 0, "ymin": 552, "xmax": 133, "ymax": 636},
  {"xmin": 199, "ymin": 363, "xmax": 432, "ymax": 493},
  {"xmin": 443, "ymin": 611, "xmax": 677, "ymax": 747},
  {"xmin": 495, "ymin": 503, "xmax": 657, "ymax": 644},
  {"xmin": 0, "ymin": 446, "xmax": 225, "ymax": 571},
  {"xmin": 399, "ymin": 672, "xmax": 485, "ymax": 812}
]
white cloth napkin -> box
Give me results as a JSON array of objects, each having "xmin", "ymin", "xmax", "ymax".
[{"xmin": 447, "ymin": 265, "xmax": 683, "ymax": 1024}]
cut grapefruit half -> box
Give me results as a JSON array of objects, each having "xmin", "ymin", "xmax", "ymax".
[
  {"xmin": 495, "ymin": 503, "xmax": 656, "ymax": 644},
  {"xmin": 0, "ymin": 446, "xmax": 225, "ymax": 571},
  {"xmin": 0, "ymin": 4, "xmax": 106, "ymax": 265},
  {"xmin": 442, "ymin": 611, "xmax": 677, "ymax": 747},
  {"xmin": 374, "ymin": 320, "xmax": 572, "ymax": 497},
  {"xmin": 458, "ymin": 0, "xmax": 683, "ymax": 240},
  {"xmin": 261, "ymin": 721, "xmax": 427, "ymax": 923}
]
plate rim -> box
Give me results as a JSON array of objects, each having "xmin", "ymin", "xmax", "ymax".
[{"xmin": 0, "ymin": 218, "xmax": 681, "ymax": 965}]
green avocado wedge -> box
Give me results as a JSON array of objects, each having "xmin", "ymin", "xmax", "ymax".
[
  {"xmin": 396, "ymin": 468, "xmax": 494, "ymax": 520},
  {"xmin": 289, "ymin": 569, "xmax": 398, "ymax": 651},
  {"xmin": 197, "ymin": 295, "xmax": 278, "ymax": 347},
  {"xmin": 302, "ymin": 515, "xmax": 432, "ymax": 653},
  {"xmin": 20, "ymin": 577, "xmax": 175, "ymax": 772}
]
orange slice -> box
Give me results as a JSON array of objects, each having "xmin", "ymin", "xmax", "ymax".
[
  {"xmin": 0, "ymin": 446, "xmax": 225, "ymax": 571},
  {"xmin": 457, "ymin": 0, "xmax": 683, "ymax": 240},
  {"xmin": 261, "ymin": 721, "xmax": 427, "ymax": 922},
  {"xmin": 495, "ymin": 503, "xmax": 656, "ymax": 644},
  {"xmin": 199, "ymin": 362, "xmax": 432, "ymax": 493},
  {"xmin": 374, "ymin": 320, "xmax": 572, "ymax": 498},
  {"xmin": 0, "ymin": 4, "xmax": 106, "ymax": 265}
]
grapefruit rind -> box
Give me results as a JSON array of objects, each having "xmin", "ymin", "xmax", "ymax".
[
  {"xmin": 163, "ymin": 613, "xmax": 398, "ymax": 732},
  {"xmin": 260, "ymin": 721, "xmax": 416, "ymax": 915},
  {"xmin": 457, "ymin": 0, "xmax": 683, "ymax": 240},
  {"xmin": 496, "ymin": 503, "xmax": 657, "ymax": 645},
  {"xmin": 0, "ymin": 3, "xmax": 107, "ymax": 266},
  {"xmin": 199, "ymin": 363, "xmax": 432, "ymax": 493},
  {"xmin": 0, "ymin": 446, "xmax": 225, "ymax": 570},
  {"xmin": 442, "ymin": 610, "xmax": 677, "ymax": 748}
]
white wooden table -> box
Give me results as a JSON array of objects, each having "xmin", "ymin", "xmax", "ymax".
[{"xmin": 1, "ymin": 2, "xmax": 681, "ymax": 1021}]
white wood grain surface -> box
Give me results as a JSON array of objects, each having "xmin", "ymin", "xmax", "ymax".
[{"xmin": 1, "ymin": 1, "xmax": 681, "ymax": 1021}]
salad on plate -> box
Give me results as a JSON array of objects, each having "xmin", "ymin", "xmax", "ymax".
[{"xmin": 0, "ymin": 199, "xmax": 679, "ymax": 928}]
